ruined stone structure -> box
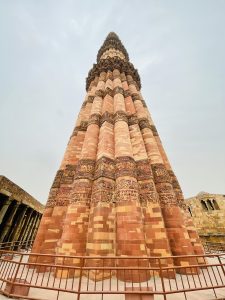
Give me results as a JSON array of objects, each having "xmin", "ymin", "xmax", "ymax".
[
  {"xmin": 186, "ymin": 192, "xmax": 225, "ymax": 244},
  {"xmin": 31, "ymin": 32, "xmax": 204, "ymax": 278},
  {"xmin": 0, "ymin": 176, "xmax": 43, "ymax": 245}
]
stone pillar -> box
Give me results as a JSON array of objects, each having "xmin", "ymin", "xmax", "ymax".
[
  {"xmin": 25, "ymin": 212, "xmax": 37, "ymax": 242},
  {"xmin": 9, "ymin": 205, "xmax": 28, "ymax": 243},
  {"xmin": 29, "ymin": 213, "xmax": 40, "ymax": 242},
  {"xmin": 36, "ymin": 214, "xmax": 42, "ymax": 232},
  {"xmin": 0, "ymin": 198, "xmax": 11, "ymax": 225},
  {"xmin": 23, "ymin": 210, "xmax": 36, "ymax": 242},
  {"xmin": 20, "ymin": 209, "xmax": 35, "ymax": 243},
  {"xmin": 17, "ymin": 208, "xmax": 31, "ymax": 244},
  {"xmin": 0, "ymin": 202, "xmax": 20, "ymax": 243}
]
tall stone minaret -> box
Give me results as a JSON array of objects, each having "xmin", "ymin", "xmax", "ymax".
[{"xmin": 32, "ymin": 32, "xmax": 204, "ymax": 278}]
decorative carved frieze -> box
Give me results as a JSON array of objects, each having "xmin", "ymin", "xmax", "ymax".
[
  {"xmin": 128, "ymin": 114, "xmax": 139, "ymax": 126},
  {"xmin": 113, "ymin": 86, "xmax": 124, "ymax": 96},
  {"xmin": 158, "ymin": 192, "xmax": 177, "ymax": 207},
  {"xmin": 139, "ymin": 180, "xmax": 159, "ymax": 205},
  {"xmin": 114, "ymin": 110, "xmax": 128, "ymax": 124},
  {"xmin": 100, "ymin": 111, "xmax": 114, "ymax": 126},
  {"xmin": 87, "ymin": 95, "xmax": 95, "ymax": 103},
  {"xmin": 124, "ymin": 90, "xmax": 131, "ymax": 98},
  {"xmin": 71, "ymin": 121, "xmax": 88, "ymax": 137},
  {"xmin": 115, "ymin": 156, "xmax": 137, "ymax": 178},
  {"xmin": 81, "ymin": 96, "xmax": 95, "ymax": 108},
  {"xmin": 54, "ymin": 186, "xmax": 71, "ymax": 207},
  {"xmin": 131, "ymin": 93, "xmax": 140, "ymax": 101},
  {"xmin": 75, "ymin": 159, "xmax": 96, "ymax": 180},
  {"xmin": 156, "ymin": 182, "xmax": 174, "ymax": 194},
  {"xmin": 95, "ymin": 90, "xmax": 105, "ymax": 98},
  {"xmin": 91, "ymin": 178, "xmax": 115, "ymax": 203},
  {"xmin": 115, "ymin": 178, "xmax": 139, "ymax": 202},
  {"xmin": 51, "ymin": 165, "xmax": 76, "ymax": 189},
  {"xmin": 151, "ymin": 163, "xmax": 172, "ymax": 184},
  {"xmin": 168, "ymin": 170, "xmax": 180, "ymax": 190},
  {"xmin": 46, "ymin": 189, "xmax": 58, "ymax": 208},
  {"xmin": 70, "ymin": 180, "xmax": 92, "ymax": 204},
  {"xmin": 72, "ymin": 112, "xmax": 154, "ymax": 135},
  {"xmin": 168, "ymin": 170, "xmax": 186, "ymax": 209},
  {"xmin": 104, "ymin": 87, "xmax": 114, "ymax": 97},
  {"xmin": 139, "ymin": 118, "xmax": 151, "ymax": 130},
  {"xmin": 88, "ymin": 113, "xmax": 101, "ymax": 126},
  {"xmin": 94, "ymin": 157, "xmax": 115, "ymax": 180},
  {"xmin": 51, "ymin": 170, "xmax": 64, "ymax": 189},
  {"xmin": 136, "ymin": 159, "xmax": 153, "ymax": 180},
  {"xmin": 151, "ymin": 165, "xmax": 178, "ymax": 207},
  {"xmin": 61, "ymin": 165, "xmax": 76, "ymax": 185},
  {"xmin": 80, "ymin": 121, "xmax": 89, "ymax": 130},
  {"xmin": 120, "ymin": 72, "xmax": 127, "ymax": 82},
  {"xmin": 47, "ymin": 165, "xmax": 77, "ymax": 207},
  {"xmin": 150, "ymin": 125, "xmax": 158, "ymax": 136}
]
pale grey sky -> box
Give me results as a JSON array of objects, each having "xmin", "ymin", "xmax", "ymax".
[{"xmin": 0, "ymin": 0, "xmax": 224, "ymax": 204}]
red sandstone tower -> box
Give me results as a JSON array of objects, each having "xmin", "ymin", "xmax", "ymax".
[{"xmin": 32, "ymin": 32, "xmax": 204, "ymax": 278}]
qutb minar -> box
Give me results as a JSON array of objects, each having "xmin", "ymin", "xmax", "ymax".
[{"xmin": 31, "ymin": 32, "xmax": 204, "ymax": 280}]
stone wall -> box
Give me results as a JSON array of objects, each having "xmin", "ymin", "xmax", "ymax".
[{"xmin": 186, "ymin": 192, "xmax": 225, "ymax": 243}]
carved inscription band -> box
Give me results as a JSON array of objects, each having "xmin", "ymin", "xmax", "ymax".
[{"xmin": 47, "ymin": 159, "xmax": 183, "ymax": 208}]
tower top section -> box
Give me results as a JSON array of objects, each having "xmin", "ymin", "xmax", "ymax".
[
  {"xmin": 86, "ymin": 32, "xmax": 141, "ymax": 91},
  {"xmin": 97, "ymin": 32, "xmax": 129, "ymax": 62}
]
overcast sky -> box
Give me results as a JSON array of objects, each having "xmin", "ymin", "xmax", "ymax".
[{"xmin": 0, "ymin": 0, "xmax": 224, "ymax": 204}]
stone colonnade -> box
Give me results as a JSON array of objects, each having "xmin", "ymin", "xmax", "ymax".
[{"xmin": 0, "ymin": 176, "xmax": 43, "ymax": 247}]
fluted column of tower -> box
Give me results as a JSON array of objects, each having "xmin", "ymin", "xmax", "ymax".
[
  {"xmin": 32, "ymin": 32, "xmax": 204, "ymax": 278},
  {"xmin": 30, "ymin": 84, "xmax": 93, "ymax": 263},
  {"xmin": 138, "ymin": 95, "xmax": 204, "ymax": 257}
]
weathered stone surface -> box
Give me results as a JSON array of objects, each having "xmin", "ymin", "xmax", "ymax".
[{"xmin": 186, "ymin": 192, "xmax": 225, "ymax": 244}]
